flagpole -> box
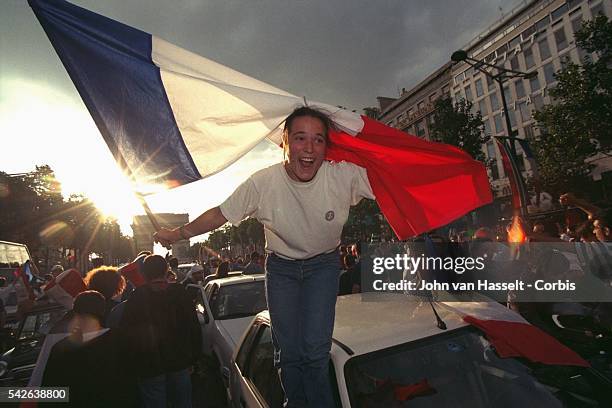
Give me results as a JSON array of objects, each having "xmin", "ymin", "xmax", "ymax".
[{"xmin": 135, "ymin": 193, "xmax": 162, "ymax": 232}]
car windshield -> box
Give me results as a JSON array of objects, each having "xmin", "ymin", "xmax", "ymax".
[
  {"xmin": 210, "ymin": 281, "xmax": 266, "ymax": 320},
  {"xmin": 18, "ymin": 308, "xmax": 66, "ymax": 340},
  {"xmin": 345, "ymin": 327, "xmax": 606, "ymax": 407}
]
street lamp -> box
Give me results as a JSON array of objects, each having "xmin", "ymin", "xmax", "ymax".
[{"xmin": 451, "ymin": 49, "xmax": 536, "ymax": 218}]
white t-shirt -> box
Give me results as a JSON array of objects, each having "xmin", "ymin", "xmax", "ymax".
[{"xmin": 220, "ymin": 161, "xmax": 374, "ymax": 260}]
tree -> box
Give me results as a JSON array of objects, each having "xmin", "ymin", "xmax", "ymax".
[
  {"xmin": 430, "ymin": 97, "xmax": 486, "ymax": 162},
  {"xmin": 0, "ymin": 166, "xmax": 64, "ymax": 252},
  {"xmin": 532, "ymin": 15, "xmax": 612, "ymax": 196},
  {"xmin": 0, "ymin": 166, "xmax": 134, "ymax": 270}
]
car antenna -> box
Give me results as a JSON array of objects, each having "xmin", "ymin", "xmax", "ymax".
[
  {"xmin": 422, "ymin": 234, "xmax": 447, "ymax": 330},
  {"xmin": 429, "ymin": 301, "xmax": 447, "ymax": 330}
]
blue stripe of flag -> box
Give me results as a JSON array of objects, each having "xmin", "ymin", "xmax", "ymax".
[{"xmin": 29, "ymin": 0, "xmax": 201, "ymax": 188}]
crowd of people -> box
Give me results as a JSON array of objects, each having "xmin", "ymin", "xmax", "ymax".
[{"xmin": 28, "ymin": 254, "xmax": 202, "ymax": 408}]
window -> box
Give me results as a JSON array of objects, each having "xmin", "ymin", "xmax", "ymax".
[
  {"xmin": 490, "ymin": 92, "xmax": 500, "ymax": 112},
  {"xmin": 415, "ymin": 120, "xmax": 426, "ymax": 137},
  {"xmin": 418, "ymin": 101, "xmax": 425, "ymax": 110},
  {"xmin": 532, "ymin": 94, "xmax": 544, "ymax": 110},
  {"xmin": 538, "ymin": 38, "xmax": 551, "ymax": 60},
  {"xmin": 522, "ymin": 24, "xmax": 535, "ymax": 39},
  {"xmin": 486, "ymin": 141, "xmax": 496, "ymax": 159},
  {"xmin": 503, "ymin": 86, "xmax": 512, "ymax": 105},
  {"xmin": 551, "ymin": 3, "xmax": 570, "ymax": 21},
  {"xmin": 429, "ymin": 93, "xmax": 437, "ymax": 102},
  {"xmin": 478, "ymin": 99, "xmax": 488, "ymax": 116},
  {"xmin": 506, "ymin": 109, "xmax": 517, "ymax": 129},
  {"xmin": 475, "ymin": 78, "xmax": 484, "ymax": 97},
  {"xmin": 568, "ymin": 0, "xmax": 582, "ymax": 11},
  {"xmin": 486, "ymin": 142, "xmax": 499, "ymax": 179},
  {"xmin": 529, "ymin": 74, "xmax": 541, "ymax": 93},
  {"xmin": 490, "ymin": 161, "xmax": 500, "ymax": 180},
  {"xmin": 486, "ymin": 74, "xmax": 496, "ymax": 91},
  {"xmin": 464, "ymin": 86, "xmax": 473, "ymax": 101},
  {"xmin": 543, "ymin": 62, "xmax": 556, "ymax": 84},
  {"xmin": 509, "ymin": 55, "xmax": 519, "ymax": 71},
  {"xmin": 454, "ymin": 72, "xmax": 464, "ymax": 85},
  {"xmin": 484, "ymin": 119, "xmax": 492, "ymax": 136},
  {"xmin": 517, "ymin": 101, "xmax": 531, "ymax": 122},
  {"xmin": 245, "ymin": 326, "xmax": 284, "ymax": 407},
  {"xmin": 508, "ymin": 35, "xmax": 521, "ymax": 50},
  {"xmin": 496, "ymin": 44, "xmax": 508, "ymax": 57},
  {"xmin": 442, "ymin": 85, "xmax": 450, "ymax": 96},
  {"xmin": 20, "ymin": 315, "xmax": 38, "ymax": 340},
  {"xmin": 524, "ymin": 124, "xmax": 535, "ymax": 140},
  {"xmin": 523, "ymin": 47, "xmax": 535, "ymax": 69},
  {"xmin": 494, "ymin": 113, "xmax": 504, "ymax": 133},
  {"xmin": 236, "ymin": 323, "xmax": 260, "ymax": 369},
  {"xmin": 515, "ymin": 80, "xmax": 526, "ymax": 99},
  {"xmin": 571, "ymin": 16, "xmax": 584, "ymax": 34},
  {"xmin": 571, "ymin": 16, "xmax": 589, "ymax": 62},
  {"xmin": 535, "ymin": 16, "xmax": 550, "ymax": 31},
  {"xmin": 554, "ymin": 29, "xmax": 568, "ymax": 51},
  {"xmin": 591, "ymin": 3, "xmax": 606, "ymax": 18}
]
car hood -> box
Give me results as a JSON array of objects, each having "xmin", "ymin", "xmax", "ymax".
[{"xmin": 216, "ymin": 316, "xmax": 256, "ymax": 348}]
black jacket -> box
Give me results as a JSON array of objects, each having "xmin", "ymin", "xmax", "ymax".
[
  {"xmin": 42, "ymin": 330, "xmax": 137, "ymax": 407},
  {"xmin": 119, "ymin": 282, "xmax": 202, "ymax": 378}
]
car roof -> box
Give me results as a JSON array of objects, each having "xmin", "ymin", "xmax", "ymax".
[
  {"xmin": 332, "ymin": 293, "xmax": 470, "ymax": 355},
  {"xmin": 209, "ymin": 274, "xmax": 265, "ymax": 287},
  {"xmin": 255, "ymin": 293, "xmax": 477, "ymax": 356}
]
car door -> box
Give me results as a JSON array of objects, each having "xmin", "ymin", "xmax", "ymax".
[
  {"xmin": 187, "ymin": 283, "xmax": 215, "ymax": 355},
  {"xmin": 233, "ymin": 323, "xmax": 284, "ymax": 408}
]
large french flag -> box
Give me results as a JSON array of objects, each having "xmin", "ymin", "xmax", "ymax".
[{"xmin": 29, "ymin": 0, "xmax": 492, "ymax": 239}]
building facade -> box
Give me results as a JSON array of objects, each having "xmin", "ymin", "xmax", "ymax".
[
  {"xmin": 377, "ymin": 62, "xmax": 452, "ymax": 141},
  {"xmin": 450, "ymin": 0, "xmax": 609, "ymax": 197},
  {"xmin": 131, "ymin": 213, "xmax": 190, "ymax": 262}
]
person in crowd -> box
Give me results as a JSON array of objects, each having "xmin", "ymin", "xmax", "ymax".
[
  {"xmin": 167, "ymin": 269, "xmax": 178, "ymax": 283},
  {"xmin": 154, "ymin": 106, "xmax": 374, "ymax": 407},
  {"xmin": 181, "ymin": 264, "xmax": 204, "ymax": 286},
  {"xmin": 91, "ymin": 257, "xmax": 104, "ymax": 269},
  {"xmin": 593, "ymin": 216, "xmax": 611, "ymax": 243},
  {"xmin": 84, "ymin": 266, "xmax": 127, "ymax": 322},
  {"xmin": 230, "ymin": 257, "xmax": 244, "ymax": 271},
  {"xmin": 167, "ymin": 256, "xmax": 181, "ymax": 280},
  {"xmin": 42, "ymin": 290, "xmax": 137, "ymax": 407},
  {"xmin": 119, "ymin": 255, "xmax": 202, "ymax": 408},
  {"xmin": 30, "ymin": 266, "xmax": 126, "ymax": 387},
  {"xmin": 203, "ymin": 261, "xmax": 231, "ymax": 285},
  {"xmin": 243, "ymin": 251, "xmax": 264, "ymax": 274}
]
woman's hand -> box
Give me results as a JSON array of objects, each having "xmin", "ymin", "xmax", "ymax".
[{"xmin": 154, "ymin": 228, "xmax": 182, "ymax": 249}]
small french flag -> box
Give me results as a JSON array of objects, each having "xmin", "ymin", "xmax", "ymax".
[{"xmin": 43, "ymin": 268, "xmax": 87, "ymax": 309}]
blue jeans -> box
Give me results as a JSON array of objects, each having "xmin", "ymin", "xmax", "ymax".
[
  {"xmin": 137, "ymin": 368, "xmax": 192, "ymax": 408},
  {"xmin": 265, "ymin": 251, "xmax": 340, "ymax": 408}
]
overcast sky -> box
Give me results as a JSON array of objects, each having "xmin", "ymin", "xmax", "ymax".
[
  {"xmin": 1, "ymin": 0, "xmax": 523, "ymax": 235},
  {"xmin": 3, "ymin": 0, "xmax": 525, "ymax": 110}
]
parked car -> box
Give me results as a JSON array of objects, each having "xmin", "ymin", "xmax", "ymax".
[
  {"xmin": 188, "ymin": 274, "xmax": 267, "ymax": 386},
  {"xmin": 0, "ymin": 302, "xmax": 67, "ymax": 386},
  {"xmin": 177, "ymin": 263, "xmax": 197, "ymax": 281},
  {"xmin": 0, "ymin": 241, "xmax": 40, "ymax": 320},
  {"xmin": 229, "ymin": 293, "xmax": 611, "ymax": 407}
]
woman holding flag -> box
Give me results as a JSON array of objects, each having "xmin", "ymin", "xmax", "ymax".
[{"xmin": 155, "ymin": 106, "xmax": 374, "ymax": 407}]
